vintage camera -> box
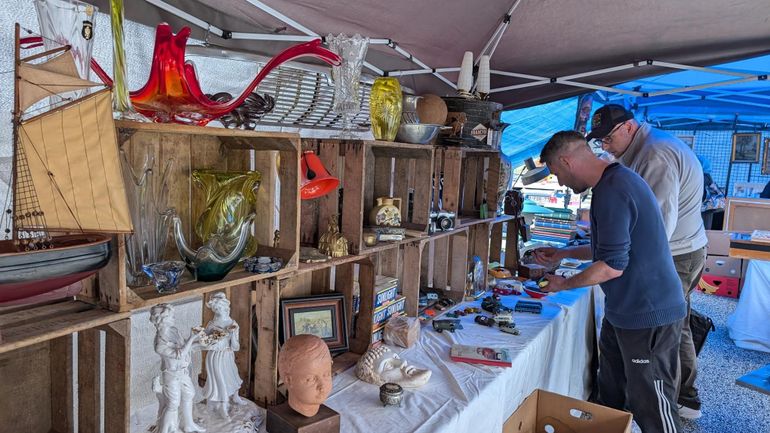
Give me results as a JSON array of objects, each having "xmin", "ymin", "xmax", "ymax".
[{"xmin": 429, "ymin": 210, "xmax": 456, "ymax": 234}]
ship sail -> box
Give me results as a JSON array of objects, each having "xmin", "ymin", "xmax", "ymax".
[
  {"xmin": 16, "ymin": 88, "xmax": 133, "ymax": 233},
  {"xmin": 17, "ymin": 48, "xmax": 102, "ymax": 112}
]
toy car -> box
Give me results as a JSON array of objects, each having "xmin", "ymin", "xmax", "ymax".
[
  {"xmin": 433, "ymin": 319, "xmax": 463, "ymax": 333},
  {"xmin": 481, "ymin": 295, "xmax": 513, "ymax": 315},
  {"xmin": 494, "ymin": 312, "xmax": 513, "ymax": 323},
  {"xmin": 474, "ymin": 315, "xmax": 496, "ymax": 327},
  {"xmin": 500, "ymin": 324, "xmax": 520, "ymax": 335},
  {"xmin": 426, "ymin": 292, "xmax": 439, "ymax": 300},
  {"xmin": 464, "ymin": 307, "xmax": 480, "ymax": 314},
  {"xmin": 514, "ymin": 300, "xmax": 543, "ymax": 314}
]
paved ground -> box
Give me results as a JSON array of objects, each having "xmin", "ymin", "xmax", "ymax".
[{"xmin": 679, "ymin": 290, "xmax": 770, "ymax": 433}]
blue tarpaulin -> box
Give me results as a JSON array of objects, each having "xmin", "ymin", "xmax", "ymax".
[{"xmin": 499, "ymin": 54, "xmax": 770, "ymax": 164}]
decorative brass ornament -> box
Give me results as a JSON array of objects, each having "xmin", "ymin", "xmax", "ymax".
[{"xmin": 318, "ymin": 215, "xmax": 348, "ymax": 258}]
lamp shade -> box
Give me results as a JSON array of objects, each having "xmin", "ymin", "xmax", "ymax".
[{"xmin": 301, "ymin": 151, "xmax": 339, "ymax": 199}]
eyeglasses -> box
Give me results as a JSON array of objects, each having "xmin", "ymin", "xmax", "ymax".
[{"xmin": 600, "ymin": 121, "xmax": 626, "ymax": 144}]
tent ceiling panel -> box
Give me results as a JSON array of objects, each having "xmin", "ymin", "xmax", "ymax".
[{"xmin": 93, "ymin": 0, "xmax": 770, "ymax": 109}]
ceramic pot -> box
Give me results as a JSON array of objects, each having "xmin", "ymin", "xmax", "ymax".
[
  {"xmin": 369, "ymin": 197, "xmax": 402, "ymax": 227},
  {"xmin": 379, "ymin": 383, "xmax": 403, "ymax": 407},
  {"xmin": 369, "ymin": 77, "xmax": 403, "ymax": 141}
]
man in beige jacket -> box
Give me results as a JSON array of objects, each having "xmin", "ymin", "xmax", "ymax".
[{"xmin": 587, "ymin": 104, "xmax": 708, "ymax": 420}]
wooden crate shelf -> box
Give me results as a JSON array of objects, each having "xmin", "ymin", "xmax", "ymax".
[
  {"xmin": 300, "ymin": 139, "xmax": 434, "ymax": 256},
  {"xmin": 0, "ymin": 303, "xmax": 130, "ymax": 433},
  {"xmin": 98, "ymin": 122, "xmax": 301, "ymax": 313},
  {"xmin": 0, "ymin": 300, "xmax": 129, "ymax": 355},
  {"xmin": 433, "ymin": 146, "xmax": 502, "ymax": 221}
]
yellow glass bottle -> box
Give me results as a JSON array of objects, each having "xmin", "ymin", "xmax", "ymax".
[{"xmin": 369, "ymin": 77, "xmax": 403, "ymax": 141}]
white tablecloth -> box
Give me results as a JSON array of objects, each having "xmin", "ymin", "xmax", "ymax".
[
  {"xmin": 325, "ymin": 287, "xmax": 596, "ymax": 433},
  {"xmin": 728, "ymin": 260, "xmax": 770, "ymax": 352}
]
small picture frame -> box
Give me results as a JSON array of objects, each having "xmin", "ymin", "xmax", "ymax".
[
  {"xmin": 731, "ymin": 133, "xmax": 761, "ymax": 163},
  {"xmin": 677, "ymin": 135, "xmax": 695, "ymax": 149},
  {"xmin": 280, "ymin": 293, "xmax": 348, "ymax": 353},
  {"xmin": 763, "ymin": 138, "xmax": 770, "ymax": 175}
]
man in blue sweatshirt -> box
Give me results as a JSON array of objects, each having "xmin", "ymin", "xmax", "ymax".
[{"xmin": 534, "ymin": 131, "xmax": 686, "ymax": 433}]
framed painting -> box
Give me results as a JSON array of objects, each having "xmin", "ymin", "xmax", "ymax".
[
  {"xmin": 280, "ymin": 293, "xmax": 348, "ymax": 353},
  {"xmin": 731, "ymin": 133, "xmax": 760, "ymax": 163}
]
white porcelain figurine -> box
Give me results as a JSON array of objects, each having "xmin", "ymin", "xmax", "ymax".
[
  {"xmin": 150, "ymin": 303, "xmax": 206, "ymax": 433},
  {"xmin": 201, "ymin": 293, "xmax": 246, "ymax": 419},
  {"xmin": 355, "ymin": 345, "xmax": 431, "ymax": 388}
]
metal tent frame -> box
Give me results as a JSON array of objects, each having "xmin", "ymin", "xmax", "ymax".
[{"xmin": 143, "ymin": 0, "xmax": 770, "ymax": 127}]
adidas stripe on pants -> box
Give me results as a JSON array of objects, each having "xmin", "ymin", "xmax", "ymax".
[{"xmin": 596, "ymin": 318, "xmax": 683, "ymax": 433}]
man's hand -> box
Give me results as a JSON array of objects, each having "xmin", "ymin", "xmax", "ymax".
[
  {"xmin": 532, "ymin": 247, "xmax": 563, "ymax": 267},
  {"xmin": 541, "ymin": 274, "xmax": 570, "ymax": 292}
]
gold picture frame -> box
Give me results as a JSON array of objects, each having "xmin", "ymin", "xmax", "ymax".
[
  {"xmin": 731, "ymin": 133, "xmax": 760, "ymax": 163},
  {"xmin": 763, "ymin": 138, "xmax": 770, "ymax": 175}
]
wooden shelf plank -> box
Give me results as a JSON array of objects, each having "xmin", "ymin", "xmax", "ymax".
[
  {"xmin": 0, "ymin": 301, "xmax": 129, "ymax": 354},
  {"xmin": 457, "ymin": 215, "xmax": 511, "ymax": 228},
  {"xmin": 115, "ymin": 120, "xmax": 299, "ymax": 152},
  {"xmin": 130, "ymin": 264, "xmax": 297, "ymax": 308}
]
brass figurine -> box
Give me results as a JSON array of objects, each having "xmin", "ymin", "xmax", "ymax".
[{"xmin": 318, "ymin": 215, "xmax": 348, "ymax": 258}]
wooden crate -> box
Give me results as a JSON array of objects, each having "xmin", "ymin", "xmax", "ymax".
[
  {"xmin": 98, "ymin": 122, "xmax": 301, "ymax": 312},
  {"xmin": 363, "ymin": 141, "xmax": 435, "ymax": 237},
  {"xmin": 0, "ymin": 301, "xmax": 130, "ymax": 433},
  {"xmin": 406, "ymin": 228, "xmax": 471, "ymax": 309},
  {"xmin": 299, "ymin": 139, "xmax": 434, "ymax": 255},
  {"xmin": 433, "ymin": 147, "xmax": 502, "ymax": 226}
]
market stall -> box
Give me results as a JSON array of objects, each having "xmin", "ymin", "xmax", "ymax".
[{"xmin": 1, "ymin": 1, "xmax": 769, "ymax": 432}]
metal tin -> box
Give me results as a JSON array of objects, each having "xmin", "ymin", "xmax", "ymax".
[{"xmin": 379, "ymin": 383, "xmax": 404, "ymax": 407}]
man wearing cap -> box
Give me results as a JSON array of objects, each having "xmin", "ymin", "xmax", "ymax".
[{"xmin": 587, "ymin": 104, "xmax": 708, "ymax": 420}]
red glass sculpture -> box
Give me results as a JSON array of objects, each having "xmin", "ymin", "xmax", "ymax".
[{"xmin": 90, "ymin": 23, "xmax": 341, "ymax": 125}]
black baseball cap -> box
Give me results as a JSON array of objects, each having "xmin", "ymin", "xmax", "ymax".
[{"xmin": 586, "ymin": 104, "xmax": 635, "ymax": 141}]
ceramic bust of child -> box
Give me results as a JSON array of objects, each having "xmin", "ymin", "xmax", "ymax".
[
  {"xmin": 277, "ymin": 334, "xmax": 333, "ymax": 417},
  {"xmin": 355, "ymin": 345, "xmax": 431, "ymax": 388}
]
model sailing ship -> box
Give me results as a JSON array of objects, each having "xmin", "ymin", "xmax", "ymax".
[{"xmin": 0, "ymin": 24, "xmax": 132, "ymax": 304}]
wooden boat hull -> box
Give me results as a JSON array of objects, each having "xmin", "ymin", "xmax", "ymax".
[{"xmin": 0, "ymin": 234, "xmax": 111, "ymax": 304}]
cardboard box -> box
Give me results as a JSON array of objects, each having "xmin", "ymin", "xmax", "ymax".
[
  {"xmin": 706, "ymin": 230, "xmax": 731, "ymax": 256},
  {"xmin": 703, "ymin": 255, "xmax": 743, "ymax": 278},
  {"xmin": 504, "ymin": 389, "xmax": 632, "ymax": 433},
  {"xmin": 698, "ymin": 274, "xmax": 740, "ymax": 298}
]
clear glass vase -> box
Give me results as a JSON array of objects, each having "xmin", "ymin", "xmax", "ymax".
[
  {"xmin": 120, "ymin": 149, "xmax": 175, "ymax": 287},
  {"xmin": 327, "ymin": 34, "xmax": 369, "ymax": 138}
]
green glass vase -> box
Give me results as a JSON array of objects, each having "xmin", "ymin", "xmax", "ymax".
[
  {"xmin": 192, "ymin": 170, "xmax": 261, "ymax": 258},
  {"xmin": 369, "ymin": 77, "xmax": 403, "ymax": 141}
]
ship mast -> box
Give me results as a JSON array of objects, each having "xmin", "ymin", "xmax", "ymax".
[{"xmin": 10, "ymin": 23, "xmax": 20, "ymax": 247}]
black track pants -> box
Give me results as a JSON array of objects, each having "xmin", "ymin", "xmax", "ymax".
[{"xmin": 596, "ymin": 318, "xmax": 683, "ymax": 433}]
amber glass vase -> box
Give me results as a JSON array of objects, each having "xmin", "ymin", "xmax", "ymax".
[
  {"xmin": 192, "ymin": 170, "xmax": 261, "ymax": 258},
  {"xmin": 369, "ymin": 77, "xmax": 403, "ymax": 141}
]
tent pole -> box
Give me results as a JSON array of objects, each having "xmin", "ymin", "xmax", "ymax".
[
  {"xmin": 143, "ymin": 0, "xmax": 225, "ymax": 36},
  {"xmin": 476, "ymin": 0, "xmax": 523, "ymax": 64},
  {"xmin": 220, "ymin": 0, "xmax": 385, "ymax": 75}
]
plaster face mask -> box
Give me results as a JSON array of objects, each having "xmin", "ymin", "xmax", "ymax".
[{"xmin": 356, "ymin": 346, "xmax": 431, "ymax": 388}]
